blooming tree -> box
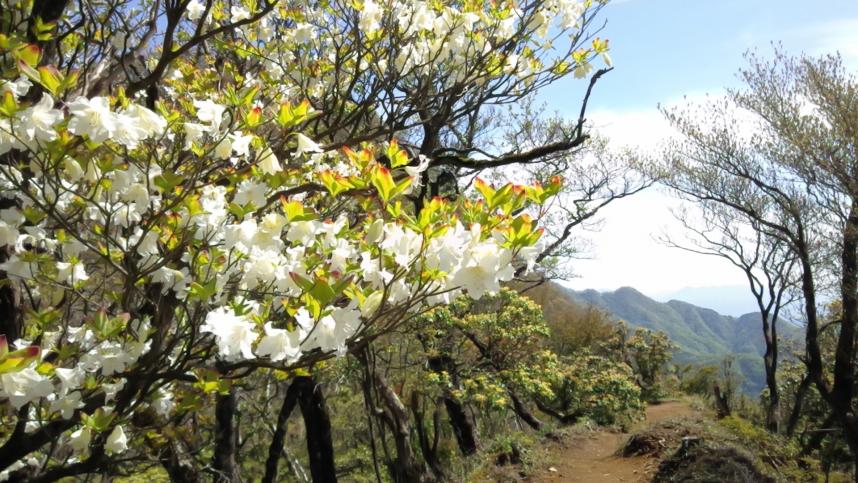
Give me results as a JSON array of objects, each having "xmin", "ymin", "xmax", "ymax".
[{"xmin": 0, "ymin": 0, "xmax": 611, "ymax": 479}]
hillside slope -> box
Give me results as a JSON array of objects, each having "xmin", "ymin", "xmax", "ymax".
[{"xmin": 525, "ymin": 282, "xmax": 802, "ymax": 394}]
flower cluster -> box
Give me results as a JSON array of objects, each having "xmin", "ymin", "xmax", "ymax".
[{"xmin": 0, "ymin": 0, "xmax": 603, "ymax": 475}]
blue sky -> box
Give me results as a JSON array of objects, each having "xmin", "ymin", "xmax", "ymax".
[
  {"xmin": 553, "ymin": 0, "xmax": 858, "ymax": 308},
  {"xmin": 551, "ymin": 0, "xmax": 858, "ymax": 112}
]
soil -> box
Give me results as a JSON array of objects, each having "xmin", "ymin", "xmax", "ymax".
[{"xmin": 527, "ymin": 401, "xmax": 697, "ymax": 483}]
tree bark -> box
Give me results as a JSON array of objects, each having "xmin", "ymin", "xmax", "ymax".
[
  {"xmin": 786, "ymin": 374, "xmax": 812, "ymax": 437},
  {"xmin": 213, "ymin": 388, "xmax": 238, "ymax": 482},
  {"xmin": 411, "ymin": 392, "xmax": 444, "ymax": 480},
  {"xmin": 509, "ymin": 391, "xmax": 543, "ymax": 430},
  {"xmin": 427, "ymin": 355, "xmax": 479, "ymax": 455},
  {"xmin": 262, "ymin": 380, "xmax": 303, "ymax": 483},
  {"xmin": 714, "ymin": 384, "xmax": 731, "ymax": 419},
  {"xmin": 0, "ymin": 200, "xmax": 22, "ymax": 344},
  {"xmin": 373, "ymin": 373, "xmax": 429, "ymax": 483},
  {"xmin": 158, "ymin": 440, "xmax": 198, "ymax": 483},
  {"xmin": 834, "ymin": 202, "xmax": 858, "ymax": 480},
  {"xmin": 762, "ymin": 312, "xmax": 780, "ymax": 433},
  {"xmin": 296, "ymin": 376, "xmax": 337, "ymax": 483}
]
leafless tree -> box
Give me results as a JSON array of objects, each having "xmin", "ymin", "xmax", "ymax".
[{"xmin": 661, "ymin": 48, "xmax": 858, "ymax": 477}]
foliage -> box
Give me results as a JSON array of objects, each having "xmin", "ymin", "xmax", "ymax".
[
  {"xmin": 609, "ymin": 322, "xmax": 675, "ymax": 402},
  {"xmin": 542, "ymin": 350, "xmax": 643, "ymax": 426},
  {"xmin": 0, "ymin": 0, "xmax": 617, "ymax": 478},
  {"xmin": 416, "ymin": 289, "xmax": 559, "ymax": 410}
]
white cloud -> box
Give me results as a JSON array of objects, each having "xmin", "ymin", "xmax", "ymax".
[
  {"xmin": 563, "ymin": 96, "xmax": 747, "ymax": 295},
  {"xmin": 783, "ymin": 17, "xmax": 858, "ymax": 67}
]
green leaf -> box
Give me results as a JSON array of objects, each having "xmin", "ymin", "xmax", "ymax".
[
  {"xmin": 82, "ymin": 408, "xmax": 116, "ymax": 432},
  {"xmin": 371, "ymin": 165, "xmax": 396, "ymax": 202},
  {"xmin": 188, "ymin": 279, "xmax": 217, "ymax": 301},
  {"xmin": 386, "ymin": 139, "xmax": 410, "ymax": 168},
  {"xmin": 289, "ymin": 272, "xmax": 315, "ymax": 292},
  {"xmin": 37, "ymin": 66, "xmax": 62, "ymax": 95},
  {"xmin": 14, "ymin": 44, "xmax": 41, "ymax": 67},
  {"xmin": 0, "ymin": 346, "xmax": 40, "ymax": 374},
  {"xmin": 32, "ymin": 17, "xmax": 57, "ymax": 41},
  {"xmin": 154, "ymin": 172, "xmax": 185, "ymax": 193},
  {"xmin": 0, "ymin": 91, "xmax": 18, "ymax": 117},
  {"xmin": 474, "ymin": 178, "xmax": 495, "ymax": 206}
]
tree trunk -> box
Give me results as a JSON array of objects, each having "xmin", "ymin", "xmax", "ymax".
[
  {"xmin": 158, "ymin": 440, "xmax": 198, "ymax": 483},
  {"xmin": 714, "ymin": 384, "xmax": 731, "ymax": 419},
  {"xmin": 835, "ymin": 202, "xmax": 858, "ymax": 480},
  {"xmin": 427, "ymin": 355, "xmax": 478, "ymax": 455},
  {"xmin": 411, "ymin": 392, "xmax": 444, "ymax": 480},
  {"xmin": 373, "ymin": 373, "xmax": 430, "ymax": 483},
  {"xmin": 786, "ymin": 374, "xmax": 812, "ymax": 437},
  {"xmin": 213, "ymin": 388, "xmax": 238, "ymax": 483},
  {"xmin": 509, "ymin": 391, "xmax": 543, "ymax": 430},
  {"xmin": 762, "ymin": 318, "xmax": 780, "ymax": 433},
  {"xmin": 0, "ymin": 206, "xmax": 22, "ymax": 342},
  {"xmin": 263, "ymin": 380, "xmax": 303, "ymax": 483},
  {"xmin": 443, "ymin": 397, "xmax": 479, "ymax": 456},
  {"xmin": 296, "ymin": 376, "xmax": 337, "ymax": 483}
]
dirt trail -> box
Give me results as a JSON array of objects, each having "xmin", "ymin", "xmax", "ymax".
[{"xmin": 528, "ymin": 401, "xmax": 696, "ymax": 483}]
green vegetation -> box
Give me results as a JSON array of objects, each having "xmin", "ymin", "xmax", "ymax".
[
  {"xmin": 551, "ymin": 283, "xmax": 801, "ymax": 394},
  {"xmin": 246, "ymin": 288, "xmax": 670, "ymax": 482}
]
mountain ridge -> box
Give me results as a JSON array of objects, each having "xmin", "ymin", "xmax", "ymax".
[{"xmin": 527, "ymin": 282, "xmax": 802, "ymax": 394}]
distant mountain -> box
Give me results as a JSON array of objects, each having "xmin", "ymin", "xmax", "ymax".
[
  {"xmin": 654, "ymin": 285, "xmax": 761, "ymax": 317},
  {"xmin": 526, "ymin": 282, "xmax": 802, "ymax": 395}
]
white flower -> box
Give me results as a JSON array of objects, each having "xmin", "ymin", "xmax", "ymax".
[
  {"xmin": 294, "ymin": 133, "xmax": 323, "ymax": 156},
  {"xmin": 359, "ymin": 0, "xmax": 382, "ymax": 32},
  {"xmin": 62, "ymin": 157, "xmax": 85, "ymax": 182},
  {"xmin": 256, "ymin": 322, "xmax": 301, "ymax": 362},
  {"xmin": 56, "ymin": 260, "xmax": 89, "ymax": 285},
  {"xmin": 51, "ymin": 390, "xmax": 84, "ymax": 419},
  {"xmin": 0, "ymin": 77, "xmax": 32, "ymax": 98},
  {"xmin": 214, "ymin": 136, "xmax": 233, "ymax": 159},
  {"xmin": 0, "ymin": 368, "xmax": 53, "ymax": 409},
  {"xmin": 293, "ymin": 23, "xmax": 316, "ymax": 44},
  {"xmin": 233, "ymin": 180, "xmax": 268, "ymax": 208},
  {"xmin": 286, "ymin": 220, "xmax": 319, "ymax": 246},
  {"xmin": 18, "ymin": 94, "xmax": 62, "ymax": 143},
  {"xmin": 186, "ymin": 0, "xmax": 206, "ymax": 20},
  {"xmin": 224, "ymin": 219, "xmax": 258, "ymax": 252},
  {"xmin": 295, "ymin": 307, "xmax": 314, "ymax": 333},
  {"xmin": 518, "ymin": 245, "xmax": 540, "ymax": 274},
  {"xmin": 0, "ymin": 119, "xmax": 23, "ymax": 154},
  {"xmin": 380, "ymin": 223, "xmax": 423, "ymax": 267},
  {"xmin": 201, "ymin": 307, "xmax": 257, "ymax": 361},
  {"xmin": 152, "ymin": 266, "xmax": 190, "ymax": 294},
  {"xmin": 231, "ymin": 5, "xmax": 251, "ymax": 23},
  {"xmin": 329, "ymin": 238, "xmax": 354, "ymax": 273},
  {"xmin": 194, "ymin": 99, "xmax": 226, "ymax": 130},
  {"xmin": 230, "ymin": 132, "xmax": 254, "ymax": 158},
  {"xmin": 404, "ymin": 154, "xmax": 431, "ymax": 193},
  {"xmin": 67, "ymin": 96, "xmax": 116, "ymax": 143},
  {"xmin": 258, "ymin": 147, "xmax": 281, "ymax": 174},
  {"xmin": 452, "ymin": 241, "xmax": 514, "ymax": 299},
  {"xmin": 183, "ymin": 122, "xmax": 208, "ymax": 148},
  {"xmin": 68, "ymin": 427, "xmax": 91, "ymax": 454},
  {"xmin": 359, "ymin": 251, "xmax": 393, "ymax": 289},
  {"xmin": 105, "ymin": 425, "xmax": 128, "ymax": 454},
  {"xmin": 137, "ymin": 230, "xmax": 160, "ymax": 256},
  {"xmin": 54, "ymin": 367, "xmax": 85, "ymax": 396},
  {"xmin": 574, "ymin": 61, "xmax": 593, "ymax": 79},
  {"xmin": 152, "ymin": 389, "xmax": 174, "ymax": 417},
  {"xmin": 302, "ymin": 307, "xmax": 360, "ymax": 355},
  {"xmin": 122, "ymin": 104, "xmax": 167, "ymax": 138},
  {"xmin": 103, "ymin": 380, "xmax": 125, "ymax": 403}
]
